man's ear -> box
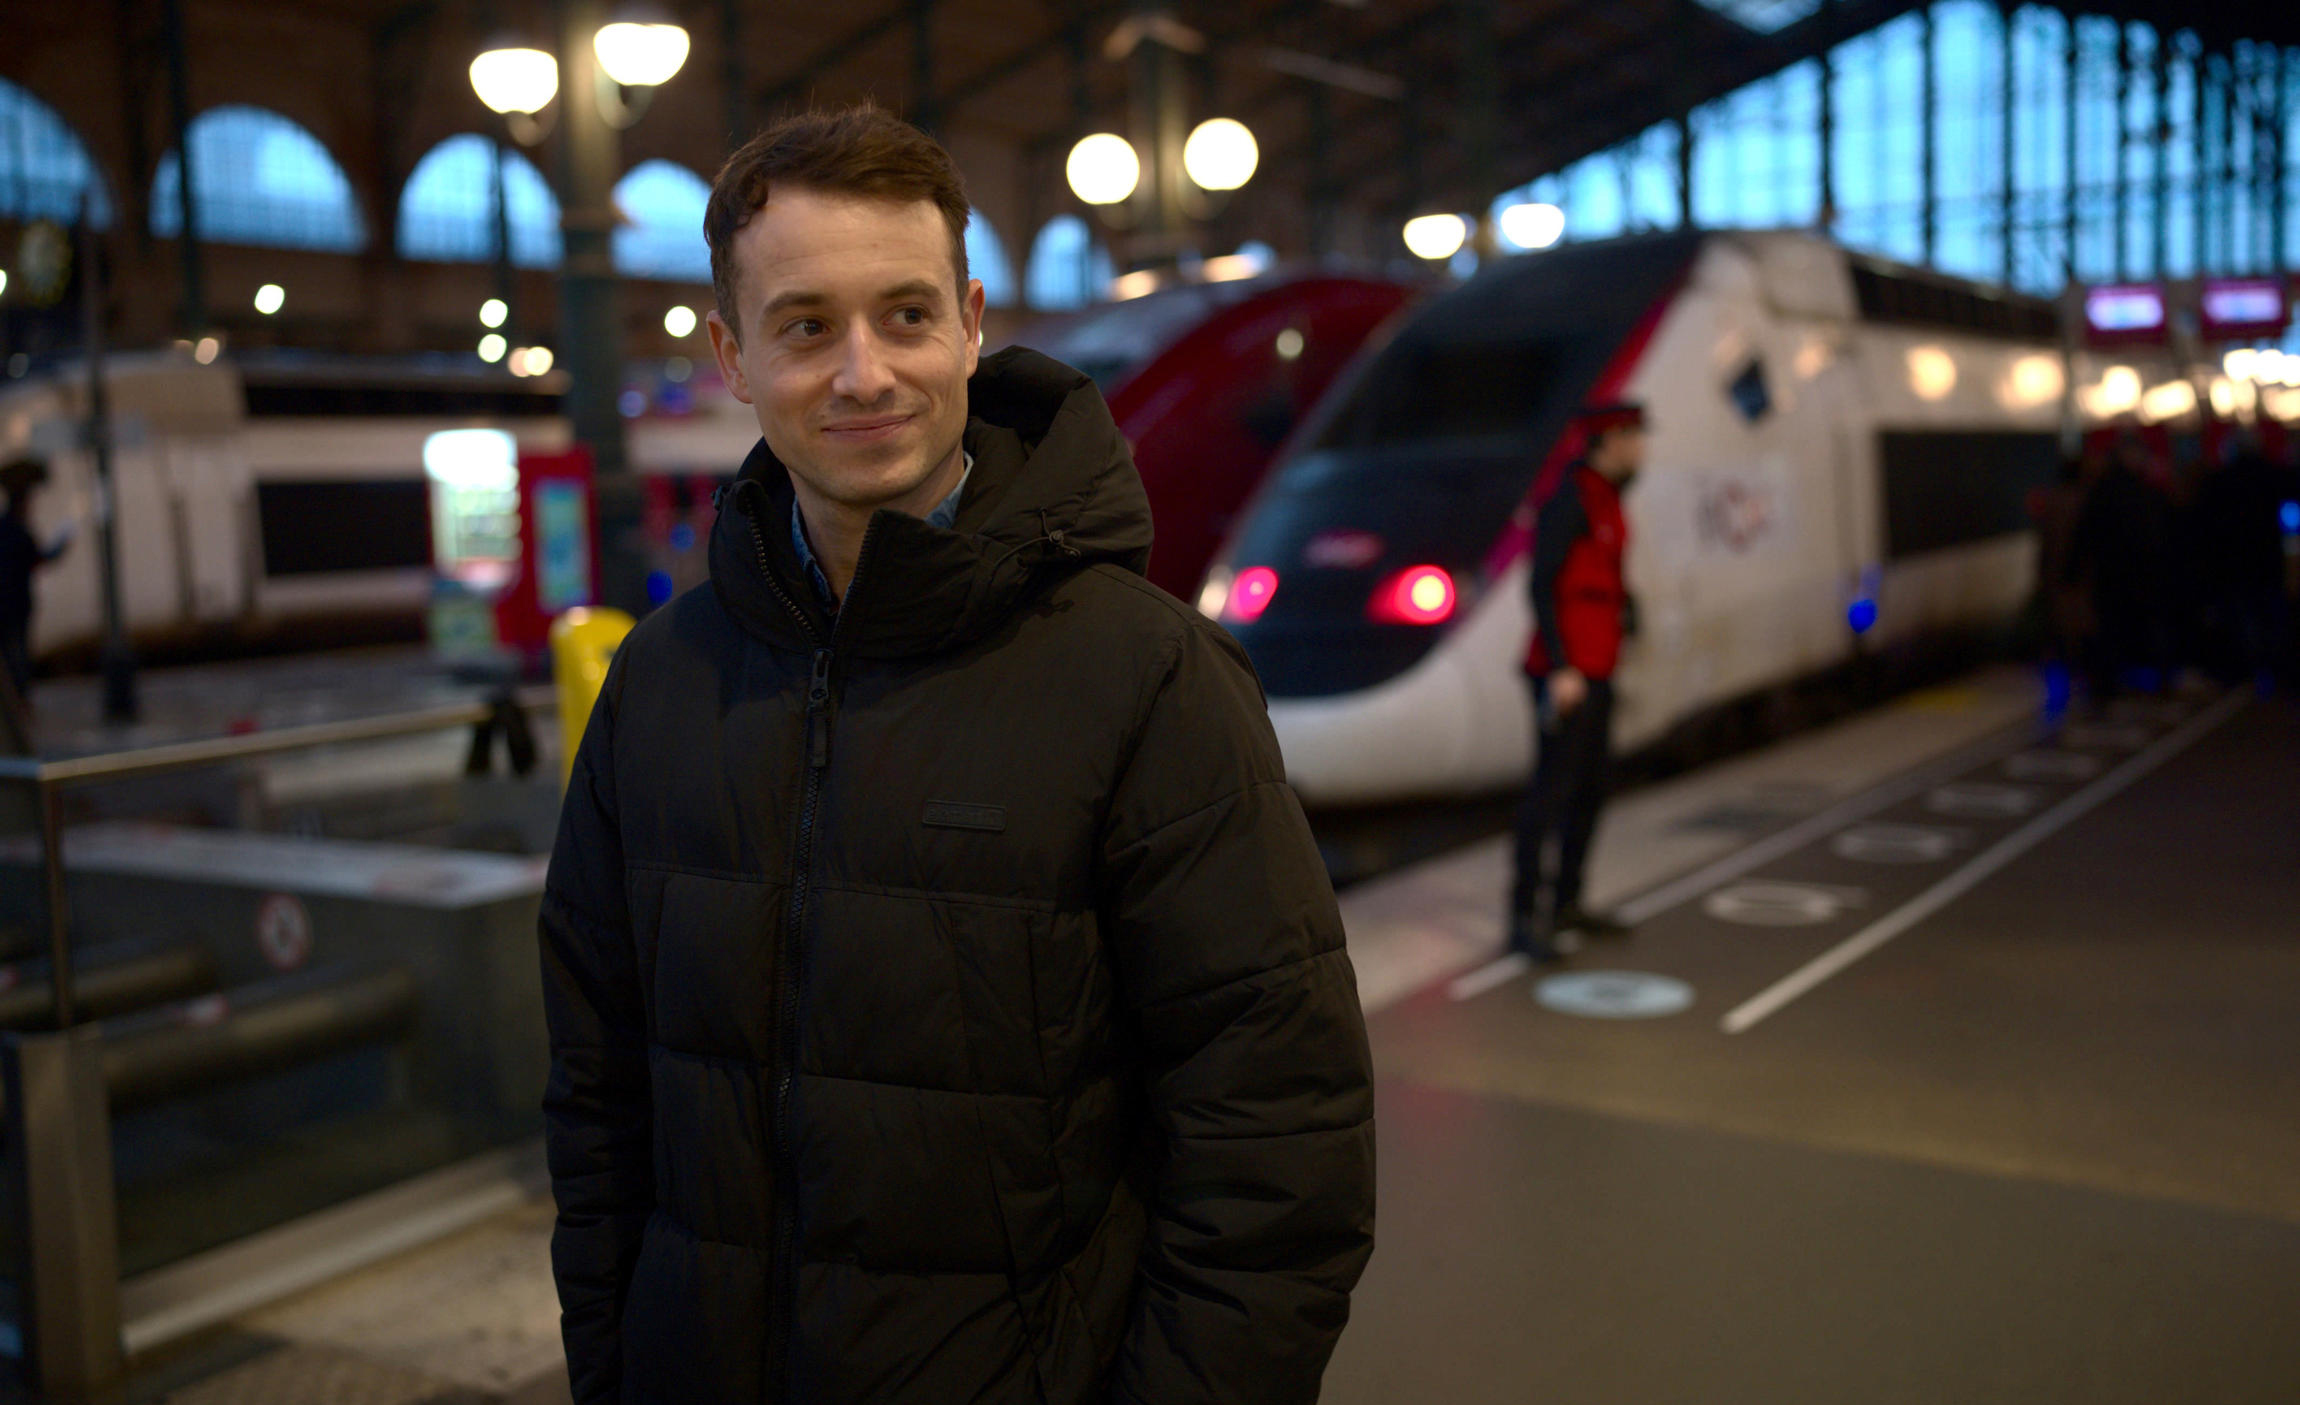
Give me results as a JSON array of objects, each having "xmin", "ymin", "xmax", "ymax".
[
  {"xmin": 960, "ymin": 278, "xmax": 986, "ymax": 379},
  {"xmin": 706, "ymin": 310, "xmax": 752, "ymax": 405}
]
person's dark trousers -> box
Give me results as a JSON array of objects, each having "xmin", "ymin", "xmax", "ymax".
[
  {"xmin": 0, "ymin": 620, "xmax": 29, "ymax": 700},
  {"xmin": 1511, "ymin": 675, "xmax": 1615, "ymax": 924}
]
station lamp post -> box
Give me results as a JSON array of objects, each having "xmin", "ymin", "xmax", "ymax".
[
  {"xmin": 1066, "ymin": 115, "xmax": 1260, "ymax": 295},
  {"xmin": 471, "ymin": 2, "xmax": 688, "ymax": 616}
]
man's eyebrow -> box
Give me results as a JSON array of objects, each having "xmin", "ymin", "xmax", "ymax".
[
  {"xmin": 877, "ymin": 279, "xmax": 947, "ymax": 304},
  {"xmin": 758, "ymin": 289, "xmax": 829, "ymax": 319},
  {"xmin": 756, "ymin": 279, "xmax": 949, "ymax": 323}
]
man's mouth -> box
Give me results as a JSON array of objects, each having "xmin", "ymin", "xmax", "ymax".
[{"xmin": 821, "ymin": 415, "xmax": 913, "ymax": 443}]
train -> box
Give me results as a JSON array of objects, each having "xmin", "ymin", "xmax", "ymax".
[
  {"xmin": 1199, "ymin": 230, "xmax": 2206, "ymax": 806},
  {"xmin": 1, "ymin": 269, "xmax": 1412, "ymax": 669},
  {"xmin": 1014, "ymin": 271, "xmax": 1413, "ymax": 596},
  {"xmin": 0, "ymin": 351, "xmax": 771, "ymax": 665}
]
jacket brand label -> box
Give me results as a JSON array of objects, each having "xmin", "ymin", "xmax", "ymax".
[{"xmin": 922, "ymin": 801, "xmax": 1007, "ymax": 833}]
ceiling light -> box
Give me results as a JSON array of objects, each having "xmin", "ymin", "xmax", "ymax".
[
  {"xmin": 470, "ymin": 45, "xmax": 559, "ymax": 115},
  {"xmin": 1183, "ymin": 118, "xmax": 1258, "ymax": 191},
  {"xmin": 1067, "ymin": 134, "xmax": 1140, "ymax": 206},
  {"xmin": 594, "ymin": 20, "xmax": 690, "ymax": 88},
  {"xmin": 1497, "ymin": 202, "xmax": 1565, "ymax": 251},
  {"xmin": 1402, "ymin": 213, "xmax": 1467, "ymax": 261}
]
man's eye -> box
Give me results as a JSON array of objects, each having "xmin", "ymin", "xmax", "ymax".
[
  {"xmin": 892, "ymin": 306, "xmax": 928, "ymax": 327},
  {"xmin": 786, "ymin": 318, "xmax": 827, "ymax": 339}
]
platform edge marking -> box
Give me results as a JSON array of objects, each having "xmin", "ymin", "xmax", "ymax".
[
  {"xmin": 1447, "ymin": 951, "xmax": 1535, "ymax": 1002},
  {"xmin": 1719, "ymin": 690, "xmax": 2250, "ymax": 1036},
  {"xmin": 1613, "ymin": 717, "xmax": 2046, "ymax": 926}
]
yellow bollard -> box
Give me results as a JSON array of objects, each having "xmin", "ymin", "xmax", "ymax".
[{"xmin": 550, "ymin": 607, "xmax": 635, "ymax": 786}]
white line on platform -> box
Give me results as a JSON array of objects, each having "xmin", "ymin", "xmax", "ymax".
[
  {"xmin": 1718, "ymin": 690, "xmax": 2249, "ymax": 1036},
  {"xmin": 1448, "ymin": 951, "xmax": 1534, "ymax": 1001},
  {"xmin": 1612, "ymin": 719, "xmax": 2046, "ymax": 926}
]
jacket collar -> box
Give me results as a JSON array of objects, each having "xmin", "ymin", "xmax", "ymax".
[{"xmin": 707, "ymin": 347, "xmax": 1153, "ymax": 659}]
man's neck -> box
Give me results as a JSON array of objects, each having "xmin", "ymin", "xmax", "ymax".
[{"xmin": 791, "ymin": 442, "xmax": 968, "ymax": 600}]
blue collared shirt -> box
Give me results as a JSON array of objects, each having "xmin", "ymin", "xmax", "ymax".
[{"xmin": 791, "ymin": 453, "xmax": 972, "ymax": 609}]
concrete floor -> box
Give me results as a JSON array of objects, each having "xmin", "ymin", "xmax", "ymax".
[
  {"xmin": 13, "ymin": 675, "xmax": 2294, "ymax": 1402},
  {"xmin": 1332, "ymin": 689, "xmax": 2300, "ymax": 1402}
]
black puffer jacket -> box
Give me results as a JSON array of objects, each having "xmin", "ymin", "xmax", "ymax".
[{"xmin": 541, "ymin": 348, "xmax": 1376, "ymax": 1405}]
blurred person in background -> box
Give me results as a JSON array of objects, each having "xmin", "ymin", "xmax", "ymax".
[
  {"xmin": 0, "ymin": 456, "xmax": 72, "ymax": 702},
  {"xmin": 1509, "ymin": 402, "xmax": 1644, "ymax": 961},
  {"xmin": 2068, "ymin": 433, "xmax": 2176, "ymax": 701},
  {"xmin": 2190, "ymin": 431, "xmax": 2297, "ymax": 693},
  {"xmin": 2029, "ymin": 450, "xmax": 2099, "ymax": 713}
]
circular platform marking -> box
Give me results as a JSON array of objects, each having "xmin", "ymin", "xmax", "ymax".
[
  {"xmin": 1925, "ymin": 782, "xmax": 2041, "ymax": 818},
  {"xmin": 2003, "ymin": 749, "xmax": 2102, "ymax": 781},
  {"xmin": 1703, "ymin": 881, "xmax": 1868, "ymax": 926},
  {"xmin": 1830, "ymin": 822, "xmax": 1964, "ymax": 863},
  {"xmin": 2059, "ymin": 723, "xmax": 2150, "ymax": 751},
  {"xmin": 1536, "ymin": 971, "xmax": 1695, "ymax": 1020},
  {"xmin": 255, "ymin": 892, "xmax": 313, "ymax": 972}
]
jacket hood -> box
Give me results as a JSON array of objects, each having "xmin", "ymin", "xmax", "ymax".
[{"xmin": 708, "ymin": 346, "xmax": 1153, "ymax": 658}]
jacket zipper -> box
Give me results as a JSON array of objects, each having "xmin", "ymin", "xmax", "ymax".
[
  {"xmin": 743, "ymin": 485, "xmax": 880, "ymax": 1396},
  {"xmin": 741, "ymin": 486, "xmax": 823, "ymax": 1393}
]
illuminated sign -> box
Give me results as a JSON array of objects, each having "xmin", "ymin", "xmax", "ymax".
[
  {"xmin": 2083, "ymin": 284, "xmax": 2166, "ymax": 342},
  {"xmin": 2199, "ymin": 277, "xmax": 2290, "ymax": 338}
]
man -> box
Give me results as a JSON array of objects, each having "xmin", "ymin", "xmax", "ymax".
[
  {"xmin": 1508, "ymin": 403, "xmax": 1644, "ymax": 961},
  {"xmin": 540, "ymin": 107, "xmax": 1375, "ymax": 1405}
]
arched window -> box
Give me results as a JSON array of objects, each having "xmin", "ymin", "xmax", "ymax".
[
  {"xmin": 152, "ymin": 105, "xmax": 366, "ymax": 251},
  {"xmin": 965, "ymin": 215, "xmax": 1017, "ymax": 307},
  {"xmin": 0, "ymin": 80, "xmax": 114, "ymax": 226},
  {"xmin": 398, "ymin": 134, "xmax": 562, "ymax": 268},
  {"xmin": 1024, "ymin": 215, "xmax": 1114, "ymax": 311},
  {"xmin": 613, "ymin": 160, "xmax": 710, "ymax": 282}
]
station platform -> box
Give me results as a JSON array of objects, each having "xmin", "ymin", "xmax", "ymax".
[
  {"xmin": 15, "ymin": 668, "xmax": 2294, "ymax": 1403},
  {"xmin": 1327, "ymin": 680, "xmax": 2300, "ymax": 1403}
]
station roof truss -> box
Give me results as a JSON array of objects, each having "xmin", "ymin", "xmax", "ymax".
[{"xmin": 340, "ymin": 0, "xmax": 2300, "ymax": 222}]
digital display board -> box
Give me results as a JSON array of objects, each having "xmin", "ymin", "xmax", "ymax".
[
  {"xmin": 2199, "ymin": 277, "xmax": 2290, "ymax": 339},
  {"xmin": 2083, "ymin": 285, "xmax": 2167, "ymax": 343}
]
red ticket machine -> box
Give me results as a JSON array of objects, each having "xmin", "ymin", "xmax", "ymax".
[{"xmin": 425, "ymin": 431, "xmax": 599, "ymax": 665}]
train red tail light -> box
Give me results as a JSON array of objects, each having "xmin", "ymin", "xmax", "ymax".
[
  {"xmin": 1225, "ymin": 566, "xmax": 1281, "ymax": 624},
  {"xmin": 1368, "ymin": 565, "xmax": 1456, "ymax": 625}
]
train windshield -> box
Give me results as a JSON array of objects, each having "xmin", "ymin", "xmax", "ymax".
[
  {"xmin": 1014, "ymin": 279, "xmax": 1268, "ymax": 390},
  {"xmin": 1309, "ymin": 340, "xmax": 1559, "ymax": 450}
]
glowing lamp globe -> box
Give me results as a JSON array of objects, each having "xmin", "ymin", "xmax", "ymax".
[
  {"xmin": 470, "ymin": 46, "xmax": 560, "ymax": 115},
  {"xmin": 1498, "ymin": 202, "xmax": 1565, "ymax": 251},
  {"xmin": 1402, "ymin": 213, "xmax": 1467, "ymax": 261},
  {"xmin": 595, "ymin": 22, "xmax": 690, "ymax": 87},
  {"xmin": 1066, "ymin": 134, "xmax": 1140, "ymax": 206},
  {"xmin": 1183, "ymin": 118, "xmax": 1259, "ymax": 191}
]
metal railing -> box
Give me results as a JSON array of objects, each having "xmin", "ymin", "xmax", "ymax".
[
  {"xmin": 0, "ymin": 688, "xmax": 546, "ymax": 1029},
  {"xmin": 0, "ymin": 684, "xmax": 546, "ymax": 1399}
]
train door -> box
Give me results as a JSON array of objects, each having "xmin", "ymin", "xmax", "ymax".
[{"xmin": 164, "ymin": 437, "xmax": 251, "ymax": 625}]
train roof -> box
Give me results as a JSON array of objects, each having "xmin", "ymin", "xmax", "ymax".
[{"xmin": 1009, "ymin": 269, "xmax": 1410, "ymax": 391}]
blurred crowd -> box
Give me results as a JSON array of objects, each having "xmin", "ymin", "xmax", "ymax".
[{"xmin": 2032, "ymin": 430, "xmax": 2300, "ymax": 708}]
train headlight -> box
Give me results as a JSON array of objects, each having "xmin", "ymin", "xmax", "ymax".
[{"xmin": 1368, "ymin": 565, "xmax": 1456, "ymax": 626}]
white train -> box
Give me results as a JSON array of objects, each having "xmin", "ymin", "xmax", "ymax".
[
  {"xmin": 0, "ymin": 353, "xmax": 759, "ymax": 662},
  {"xmin": 1199, "ymin": 230, "xmax": 2194, "ymax": 806}
]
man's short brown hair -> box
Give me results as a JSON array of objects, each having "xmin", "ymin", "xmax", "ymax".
[{"xmin": 705, "ymin": 106, "xmax": 972, "ymax": 342}]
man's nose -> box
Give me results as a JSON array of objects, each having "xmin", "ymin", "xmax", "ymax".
[{"xmin": 830, "ymin": 323, "xmax": 897, "ymax": 404}]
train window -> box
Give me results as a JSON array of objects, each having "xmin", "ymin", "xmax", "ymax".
[
  {"xmin": 1728, "ymin": 357, "xmax": 1771, "ymax": 422},
  {"xmin": 1312, "ymin": 339, "xmax": 1557, "ymax": 448},
  {"xmin": 1877, "ymin": 430, "xmax": 2057, "ymax": 559},
  {"xmin": 256, "ymin": 480, "xmax": 432, "ymax": 576}
]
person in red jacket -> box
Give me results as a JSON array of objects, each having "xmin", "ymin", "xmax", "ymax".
[{"xmin": 1509, "ymin": 402, "xmax": 1645, "ymax": 960}]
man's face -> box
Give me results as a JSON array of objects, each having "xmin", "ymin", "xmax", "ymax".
[
  {"xmin": 706, "ymin": 188, "xmax": 985, "ymax": 517},
  {"xmin": 1590, "ymin": 426, "xmax": 1646, "ymax": 485}
]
